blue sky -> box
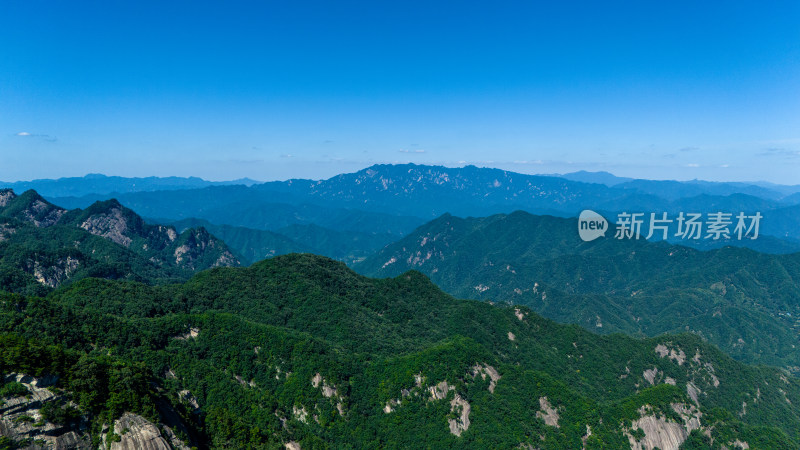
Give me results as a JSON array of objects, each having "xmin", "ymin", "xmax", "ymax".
[{"xmin": 2, "ymin": 1, "xmax": 799, "ymax": 183}]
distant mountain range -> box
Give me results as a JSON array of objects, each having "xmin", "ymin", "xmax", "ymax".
[
  {"xmin": 547, "ymin": 170, "xmax": 800, "ymax": 197},
  {"xmin": 541, "ymin": 170, "xmax": 635, "ymax": 186},
  {"xmin": 0, "ymin": 173, "xmax": 260, "ymax": 198},
  {"xmin": 11, "ymin": 167, "xmax": 800, "ymax": 204},
  {"xmin": 50, "ymin": 184, "xmax": 426, "ymax": 237},
  {"xmin": 38, "ymin": 165, "xmax": 800, "ymax": 251}
]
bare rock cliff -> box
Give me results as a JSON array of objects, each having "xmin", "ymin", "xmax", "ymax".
[{"xmin": 0, "ymin": 373, "xmax": 91, "ymax": 449}]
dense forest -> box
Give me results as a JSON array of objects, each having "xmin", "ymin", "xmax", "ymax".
[
  {"xmin": 357, "ymin": 211, "xmax": 800, "ymax": 372},
  {"xmin": 2, "ymin": 254, "xmax": 799, "ymax": 448}
]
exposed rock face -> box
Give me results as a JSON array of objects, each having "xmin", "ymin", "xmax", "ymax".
[
  {"xmin": 311, "ymin": 373, "xmax": 322, "ymax": 388},
  {"xmin": 233, "ymin": 374, "xmax": 256, "ymax": 388},
  {"xmin": 174, "ymin": 327, "xmax": 200, "ymax": 341},
  {"xmin": 470, "ymin": 364, "xmax": 501, "ymax": 393},
  {"xmin": 310, "ymin": 373, "xmax": 344, "ymax": 415},
  {"xmin": 73, "ymin": 200, "xmax": 239, "ymax": 271},
  {"xmin": 628, "ymin": 415, "xmax": 685, "ymax": 450},
  {"xmin": 321, "ymin": 384, "xmax": 337, "ymax": 398},
  {"xmin": 293, "ymin": 406, "xmax": 308, "ymax": 424},
  {"xmin": 213, "ymin": 250, "xmax": 239, "ymax": 268},
  {"xmin": 381, "ymin": 375, "xmax": 470, "ymax": 436},
  {"xmin": 686, "ymin": 382, "xmax": 701, "ymax": 404},
  {"xmin": 0, "ymin": 373, "xmax": 91, "ymax": 449},
  {"xmin": 0, "ymin": 190, "xmax": 240, "ymax": 293},
  {"xmin": 172, "ymin": 227, "xmax": 239, "ymax": 270},
  {"xmin": 383, "ymin": 398, "xmax": 399, "ymax": 413},
  {"xmin": 582, "ymin": 425, "xmax": 593, "ymax": 449},
  {"xmin": 178, "ymin": 390, "xmax": 200, "ymax": 411},
  {"xmin": 625, "ymin": 403, "xmax": 701, "ymax": 450},
  {"xmin": 159, "ymin": 423, "xmax": 191, "ymax": 450},
  {"xmin": 174, "ymin": 245, "xmax": 192, "ymax": 264},
  {"xmin": 448, "ymin": 394, "xmax": 471, "ymax": 436},
  {"xmin": 536, "ymin": 397, "xmax": 560, "ymax": 428},
  {"xmin": 383, "ymin": 364, "xmax": 498, "ymax": 437},
  {"xmin": 0, "ymin": 189, "xmax": 16, "ymax": 207},
  {"xmin": 0, "ymin": 190, "xmax": 66, "ymax": 227},
  {"xmin": 29, "ymin": 256, "xmax": 81, "ymax": 288},
  {"xmin": 655, "ymin": 343, "xmax": 686, "ymax": 365},
  {"xmin": 99, "ymin": 412, "xmax": 175, "ymax": 450},
  {"xmin": 1, "ymin": 373, "xmax": 190, "ymax": 450},
  {"xmin": 80, "ymin": 206, "xmax": 133, "ymax": 247},
  {"xmin": 428, "ymin": 381, "xmax": 454, "ymax": 401},
  {"xmin": 643, "ymin": 368, "xmax": 659, "ymax": 385},
  {"xmin": 24, "ymin": 198, "xmax": 67, "ymax": 227}
]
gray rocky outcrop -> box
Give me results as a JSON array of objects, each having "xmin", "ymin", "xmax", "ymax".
[{"xmin": 0, "ymin": 373, "xmax": 91, "ymax": 449}]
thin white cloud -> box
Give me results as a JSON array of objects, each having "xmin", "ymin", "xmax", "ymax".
[
  {"xmin": 685, "ymin": 163, "xmax": 700, "ymax": 167},
  {"xmin": 398, "ymin": 149, "xmax": 426, "ymax": 154},
  {"xmin": 14, "ymin": 131, "xmax": 56, "ymax": 142},
  {"xmin": 760, "ymin": 147, "xmax": 800, "ymax": 158}
]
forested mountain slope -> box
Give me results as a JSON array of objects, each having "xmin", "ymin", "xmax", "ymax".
[
  {"xmin": 1, "ymin": 254, "xmax": 798, "ymax": 448},
  {"xmin": 166, "ymin": 218, "xmax": 394, "ymax": 265},
  {"xmin": 356, "ymin": 211, "xmax": 800, "ymax": 371}
]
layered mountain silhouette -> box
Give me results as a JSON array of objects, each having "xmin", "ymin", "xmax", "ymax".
[
  {"xmin": 0, "ymin": 173, "xmax": 260, "ymax": 197},
  {"xmin": 40, "ymin": 165, "xmax": 800, "ymax": 253}
]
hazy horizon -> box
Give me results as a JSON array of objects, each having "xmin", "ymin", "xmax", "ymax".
[{"xmin": 2, "ymin": 163, "xmax": 799, "ymax": 187}]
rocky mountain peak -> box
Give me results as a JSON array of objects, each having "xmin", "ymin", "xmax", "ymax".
[
  {"xmin": 0, "ymin": 190, "xmax": 239, "ymax": 292},
  {"xmin": 0, "ymin": 188, "xmax": 17, "ymax": 207},
  {"xmin": 172, "ymin": 226, "xmax": 239, "ymax": 270},
  {"xmin": 76, "ymin": 199, "xmax": 142, "ymax": 248},
  {"xmin": 0, "ymin": 189, "xmax": 67, "ymax": 227}
]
